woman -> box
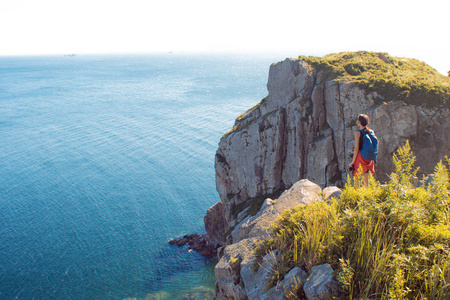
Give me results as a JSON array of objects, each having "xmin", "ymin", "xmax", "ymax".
[{"xmin": 349, "ymin": 114, "xmax": 375, "ymax": 187}]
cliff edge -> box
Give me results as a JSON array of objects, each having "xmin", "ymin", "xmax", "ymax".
[
  {"xmin": 214, "ymin": 51, "xmax": 450, "ymax": 225},
  {"xmin": 205, "ymin": 51, "xmax": 450, "ymax": 299}
]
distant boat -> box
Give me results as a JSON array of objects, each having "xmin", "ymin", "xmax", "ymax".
[{"xmin": 64, "ymin": 54, "xmax": 76, "ymax": 57}]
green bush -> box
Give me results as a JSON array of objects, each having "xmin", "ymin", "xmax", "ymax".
[{"xmin": 254, "ymin": 142, "xmax": 450, "ymax": 299}]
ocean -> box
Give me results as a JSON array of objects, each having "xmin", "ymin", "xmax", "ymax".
[{"xmin": 0, "ymin": 53, "xmax": 285, "ymax": 299}]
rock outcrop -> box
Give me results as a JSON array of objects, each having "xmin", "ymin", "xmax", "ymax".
[
  {"xmin": 230, "ymin": 179, "xmax": 321, "ymax": 244},
  {"xmin": 168, "ymin": 234, "xmax": 218, "ymax": 257},
  {"xmin": 204, "ymin": 201, "xmax": 227, "ymax": 248},
  {"xmin": 215, "ymin": 57, "xmax": 450, "ymax": 223},
  {"xmin": 303, "ymin": 264, "xmax": 340, "ymax": 299},
  {"xmin": 214, "ymin": 180, "xmax": 342, "ymax": 299},
  {"xmin": 208, "ymin": 53, "xmax": 450, "ymax": 299}
]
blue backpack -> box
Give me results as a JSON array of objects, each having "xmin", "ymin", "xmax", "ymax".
[{"xmin": 359, "ymin": 129, "xmax": 378, "ymax": 162}]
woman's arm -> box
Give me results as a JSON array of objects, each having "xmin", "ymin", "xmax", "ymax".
[{"xmin": 349, "ymin": 131, "xmax": 361, "ymax": 167}]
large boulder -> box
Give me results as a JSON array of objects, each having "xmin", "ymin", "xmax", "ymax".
[
  {"xmin": 267, "ymin": 267, "xmax": 307, "ymax": 299},
  {"xmin": 231, "ymin": 179, "xmax": 321, "ymax": 243},
  {"xmin": 241, "ymin": 251, "xmax": 308, "ymax": 300},
  {"xmin": 218, "ymin": 246, "xmax": 309, "ymax": 300},
  {"xmin": 215, "ymin": 238, "xmax": 259, "ymax": 300}
]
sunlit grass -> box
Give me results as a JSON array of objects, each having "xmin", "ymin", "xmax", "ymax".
[
  {"xmin": 254, "ymin": 142, "xmax": 450, "ymax": 299},
  {"xmin": 298, "ymin": 51, "xmax": 450, "ymax": 108}
]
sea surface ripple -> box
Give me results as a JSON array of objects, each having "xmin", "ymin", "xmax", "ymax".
[{"xmin": 0, "ymin": 53, "xmax": 282, "ymax": 299}]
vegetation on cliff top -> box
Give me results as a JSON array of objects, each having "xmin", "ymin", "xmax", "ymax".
[
  {"xmin": 222, "ymin": 52, "xmax": 449, "ymax": 139},
  {"xmin": 298, "ymin": 51, "xmax": 450, "ymax": 108},
  {"xmin": 254, "ymin": 141, "xmax": 450, "ymax": 299}
]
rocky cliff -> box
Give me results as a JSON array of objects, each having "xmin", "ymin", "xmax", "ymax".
[
  {"xmin": 214, "ymin": 52, "xmax": 450, "ymax": 224},
  {"xmin": 205, "ymin": 52, "xmax": 450, "ymax": 299},
  {"xmin": 213, "ymin": 180, "xmax": 342, "ymax": 299}
]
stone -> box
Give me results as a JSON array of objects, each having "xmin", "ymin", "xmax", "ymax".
[
  {"xmin": 168, "ymin": 237, "xmax": 188, "ymax": 246},
  {"xmin": 215, "ymin": 238, "xmax": 259, "ymax": 300},
  {"xmin": 214, "ymin": 180, "xmax": 324, "ymax": 299},
  {"xmin": 376, "ymin": 52, "xmax": 393, "ymax": 64},
  {"xmin": 322, "ymin": 186, "xmax": 342, "ymax": 201},
  {"xmin": 241, "ymin": 249, "xmax": 280, "ymax": 300},
  {"xmin": 423, "ymin": 174, "xmax": 435, "ymax": 188},
  {"xmin": 265, "ymin": 267, "xmax": 308, "ymax": 299},
  {"xmin": 231, "ymin": 179, "xmax": 322, "ymax": 243},
  {"xmin": 168, "ymin": 234, "xmax": 217, "ymax": 257},
  {"xmin": 303, "ymin": 264, "xmax": 340, "ymax": 300},
  {"xmin": 204, "ymin": 201, "xmax": 227, "ymax": 247}
]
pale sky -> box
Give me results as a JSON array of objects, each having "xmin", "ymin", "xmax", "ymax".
[{"xmin": 1, "ymin": 0, "xmax": 449, "ymax": 74}]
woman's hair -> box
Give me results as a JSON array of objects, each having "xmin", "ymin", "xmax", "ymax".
[{"xmin": 358, "ymin": 114, "xmax": 370, "ymax": 127}]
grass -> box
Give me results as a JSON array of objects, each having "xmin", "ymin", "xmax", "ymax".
[
  {"xmin": 298, "ymin": 51, "xmax": 450, "ymax": 108},
  {"xmin": 254, "ymin": 141, "xmax": 450, "ymax": 299}
]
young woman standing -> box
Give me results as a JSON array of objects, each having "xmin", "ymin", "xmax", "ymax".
[{"xmin": 349, "ymin": 114, "xmax": 375, "ymax": 187}]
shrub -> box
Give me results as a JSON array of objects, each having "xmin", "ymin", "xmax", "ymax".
[{"xmin": 254, "ymin": 141, "xmax": 450, "ymax": 299}]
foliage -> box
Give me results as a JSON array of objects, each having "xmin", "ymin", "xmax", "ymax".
[
  {"xmin": 390, "ymin": 140, "xmax": 419, "ymax": 189},
  {"xmin": 298, "ymin": 51, "xmax": 450, "ymax": 108},
  {"xmin": 284, "ymin": 277, "xmax": 305, "ymax": 300},
  {"xmin": 229, "ymin": 256, "xmax": 239, "ymax": 266},
  {"xmin": 254, "ymin": 141, "xmax": 450, "ymax": 299}
]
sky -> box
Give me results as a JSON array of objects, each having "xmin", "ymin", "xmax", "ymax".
[{"xmin": 0, "ymin": 0, "xmax": 449, "ymax": 74}]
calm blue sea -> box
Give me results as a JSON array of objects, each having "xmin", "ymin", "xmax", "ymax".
[{"xmin": 0, "ymin": 53, "xmax": 283, "ymax": 299}]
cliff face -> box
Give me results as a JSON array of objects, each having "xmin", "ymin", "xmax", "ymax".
[
  {"xmin": 215, "ymin": 57, "xmax": 450, "ymax": 223},
  {"xmin": 207, "ymin": 53, "xmax": 450, "ymax": 299}
]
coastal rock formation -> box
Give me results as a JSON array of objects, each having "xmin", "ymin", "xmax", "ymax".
[
  {"xmin": 215, "ymin": 238, "xmax": 259, "ymax": 299},
  {"xmin": 168, "ymin": 234, "xmax": 217, "ymax": 257},
  {"xmin": 208, "ymin": 53, "xmax": 450, "ymax": 299},
  {"xmin": 204, "ymin": 201, "xmax": 227, "ymax": 247},
  {"xmin": 230, "ymin": 179, "xmax": 321, "ymax": 243},
  {"xmin": 215, "ymin": 57, "xmax": 450, "ymax": 222},
  {"xmin": 215, "ymin": 180, "xmax": 340, "ymax": 299}
]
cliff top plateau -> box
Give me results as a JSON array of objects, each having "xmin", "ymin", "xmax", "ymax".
[{"xmin": 297, "ymin": 51, "xmax": 449, "ymax": 106}]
